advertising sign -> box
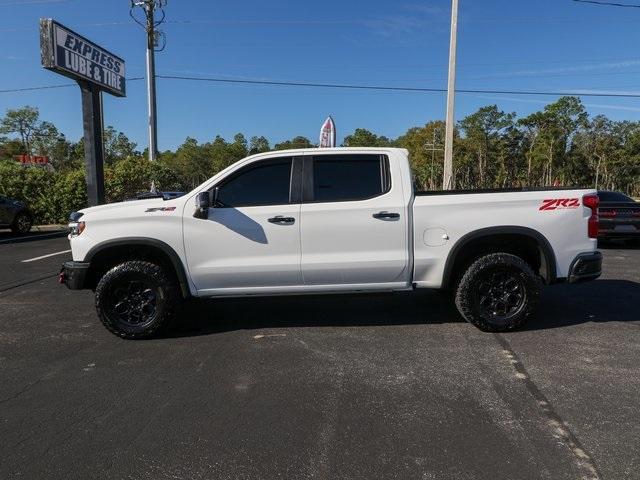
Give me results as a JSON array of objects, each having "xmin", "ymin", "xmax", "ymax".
[
  {"xmin": 319, "ymin": 116, "xmax": 336, "ymax": 148},
  {"xmin": 40, "ymin": 19, "xmax": 126, "ymax": 97},
  {"xmin": 15, "ymin": 155, "xmax": 50, "ymax": 165}
]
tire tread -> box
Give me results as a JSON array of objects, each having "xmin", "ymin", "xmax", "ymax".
[
  {"xmin": 454, "ymin": 253, "xmax": 541, "ymax": 332},
  {"xmin": 95, "ymin": 260, "xmax": 177, "ymax": 339}
]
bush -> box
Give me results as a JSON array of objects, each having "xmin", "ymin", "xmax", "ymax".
[
  {"xmin": 105, "ymin": 157, "xmax": 184, "ymax": 202},
  {"xmin": 0, "ymin": 157, "xmax": 186, "ymax": 224}
]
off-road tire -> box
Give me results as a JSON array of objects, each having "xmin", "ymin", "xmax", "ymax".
[
  {"xmin": 95, "ymin": 261, "xmax": 178, "ymax": 339},
  {"xmin": 11, "ymin": 212, "xmax": 32, "ymax": 234},
  {"xmin": 455, "ymin": 253, "xmax": 541, "ymax": 332}
]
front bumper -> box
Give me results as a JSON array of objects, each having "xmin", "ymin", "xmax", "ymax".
[
  {"xmin": 568, "ymin": 252, "xmax": 602, "ymax": 284},
  {"xmin": 59, "ymin": 261, "xmax": 90, "ymax": 290}
]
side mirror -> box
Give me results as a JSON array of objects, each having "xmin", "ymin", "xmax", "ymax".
[{"xmin": 194, "ymin": 191, "xmax": 210, "ymax": 219}]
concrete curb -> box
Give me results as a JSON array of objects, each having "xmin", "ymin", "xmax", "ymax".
[{"xmin": 32, "ymin": 225, "xmax": 67, "ymax": 232}]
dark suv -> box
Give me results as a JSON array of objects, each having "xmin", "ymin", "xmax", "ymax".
[
  {"xmin": 598, "ymin": 190, "xmax": 640, "ymax": 243},
  {"xmin": 0, "ymin": 195, "xmax": 33, "ymax": 234}
]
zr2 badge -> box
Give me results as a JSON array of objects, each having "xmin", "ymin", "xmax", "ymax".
[{"xmin": 539, "ymin": 198, "xmax": 580, "ymax": 211}]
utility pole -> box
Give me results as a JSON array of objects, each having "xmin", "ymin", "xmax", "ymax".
[
  {"xmin": 131, "ymin": 0, "xmax": 167, "ymax": 161},
  {"xmin": 424, "ymin": 129, "xmax": 443, "ymax": 191},
  {"xmin": 443, "ymin": 0, "xmax": 459, "ymax": 190}
]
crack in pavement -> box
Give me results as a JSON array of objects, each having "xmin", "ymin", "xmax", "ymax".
[
  {"xmin": 0, "ymin": 273, "xmax": 58, "ymax": 295},
  {"xmin": 493, "ymin": 333, "xmax": 602, "ymax": 480},
  {"xmin": 0, "ymin": 377, "xmax": 43, "ymax": 405}
]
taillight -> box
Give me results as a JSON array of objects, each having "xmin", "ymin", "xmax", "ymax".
[{"xmin": 583, "ymin": 194, "xmax": 599, "ymax": 239}]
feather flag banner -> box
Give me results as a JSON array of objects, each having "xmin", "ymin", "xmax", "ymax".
[{"xmin": 319, "ymin": 116, "xmax": 336, "ymax": 148}]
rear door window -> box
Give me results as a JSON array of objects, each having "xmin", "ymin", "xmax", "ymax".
[{"xmin": 311, "ymin": 154, "xmax": 389, "ymax": 202}]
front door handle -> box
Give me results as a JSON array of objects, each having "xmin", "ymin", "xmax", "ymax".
[
  {"xmin": 268, "ymin": 215, "xmax": 295, "ymax": 225},
  {"xmin": 373, "ymin": 211, "xmax": 400, "ymax": 220}
]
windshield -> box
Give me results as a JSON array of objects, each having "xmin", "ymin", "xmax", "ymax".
[{"xmin": 598, "ymin": 191, "xmax": 634, "ymax": 202}]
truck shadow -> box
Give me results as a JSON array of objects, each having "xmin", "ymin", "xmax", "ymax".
[
  {"xmin": 525, "ymin": 279, "xmax": 640, "ymax": 331},
  {"xmin": 166, "ymin": 279, "xmax": 640, "ymax": 337}
]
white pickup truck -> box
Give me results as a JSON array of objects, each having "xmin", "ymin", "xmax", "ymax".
[{"xmin": 61, "ymin": 147, "xmax": 602, "ymax": 339}]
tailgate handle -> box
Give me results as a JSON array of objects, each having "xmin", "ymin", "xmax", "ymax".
[
  {"xmin": 373, "ymin": 211, "xmax": 400, "ymax": 220},
  {"xmin": 268, "ymin": 216, "xmax": 295, "ymax": 225}
]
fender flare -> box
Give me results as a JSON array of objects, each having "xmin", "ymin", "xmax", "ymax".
[
  {"xmin": 441, "ymin": 226, "xmax": 557, "ymax": 288},
  {"xmin": 84, "ymin": 237, "xmax": 191, "ymax": 298}
]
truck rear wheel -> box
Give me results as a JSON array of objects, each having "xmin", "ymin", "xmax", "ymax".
[
  {"xmin": 454, "ymin": 253, "xmax": 541, "ymax": 332},
  {"xmin": 95, "ymin": 261, "xmax": 178, "ymax": 339}
]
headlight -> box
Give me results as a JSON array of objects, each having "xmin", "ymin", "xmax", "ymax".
[
  {"xmin": 68, "ymin": 211, "xmax": 85, "ymax": 237},
  {"xmin": 68, "ymin": 221, "xmax": 85, "ymax": 237}
]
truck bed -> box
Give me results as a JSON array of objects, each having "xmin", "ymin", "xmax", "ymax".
[
  {"xmin": 411, "ymin": 186, "xmax": 597, "ymax": 288},
  {"xmin": 415, "ymin": 186, "xmax": 587, "ymax": 196}
]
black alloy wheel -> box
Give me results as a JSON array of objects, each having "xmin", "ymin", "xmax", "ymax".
[
  {"xmin": 455, "ymin": 253, "xmax": 541, "ymax": 332},
  {"xmin": 105, "ymin": 278, "xmax": 159, "ymax": 329},
  {"xmin": 474, "ymin": 268, "xmax": 526, "ymax": 324},
  {"xmin": 95, "ymin": 261, "xmax": 178, "ymax": 339}
]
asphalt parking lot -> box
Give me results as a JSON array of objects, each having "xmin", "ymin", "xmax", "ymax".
[{"xmin": 1, "ymin": 232, "xmax": 639, "ymax": 480}]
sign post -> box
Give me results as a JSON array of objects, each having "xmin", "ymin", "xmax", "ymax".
[
  {"xmin": 40, "ymin": 18, "xmax": 126, "ymax": 206},
  {"xmin": 78, "ymin": 80, "xmax": 105, "ymax": 204}
]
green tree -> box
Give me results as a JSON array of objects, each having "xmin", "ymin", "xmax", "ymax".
[
  {"xmin": 0, "ymin": 138, "xmax": 25, "ymax": 161},
  {"xmin": 0, "ymin": 106, "xmax": 42, "ymax": 155},
  {"xmin": 172, "ymin": 137, "xmax": 208, "ymax": 189},
  {"xmin": 519, "ymin": 97, "xmax": 588, "ymax": 186},
  {"xmin": 395, "ymin": 121, "xmax": 447, "ymax": 190},
  {"xmin": 103, "ymin": 126, "xmax": 138, "ymax": 164},
  {"xmin": 31, "ymin": 121, "xmax": 74, "ymax": 170},
  {"xmin": 343, "ymin": 128, "xmax": 391, "ymax": 147},
  {"xmin": 274, "ymin": 136, "xmax": 314, "ymax": 150},
  {"xmin": 458, "ymin": 106, "xmax": 515, "ymax": 188},
  {"xmin": 249, "ymin": 135, "xmax": 270, "ymax": 155}
]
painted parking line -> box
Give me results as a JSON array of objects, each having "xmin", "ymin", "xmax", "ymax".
[{"xmin": 21, "ymin": 250, "xmax": 71, "ymax": 263}]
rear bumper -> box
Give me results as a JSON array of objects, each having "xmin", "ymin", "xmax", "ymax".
[
  {"xmin": 598, "ymin": 219, "xmax": 640, "ymax": 239},
  {"xmin": 598, "ymin": 231, "xmax": 640, "ymax": 239},
  {"xmin": 59, "ymin": 261, "xmax": 90, "ymax": 290},
  {"xmin": 568, "ymin": 252, "xmax": 602, "ymax": 284}
]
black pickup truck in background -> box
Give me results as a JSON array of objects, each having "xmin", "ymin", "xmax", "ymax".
[{"xmin": 598, "ymin": 190, "xmax": 640, "ymax": 244}]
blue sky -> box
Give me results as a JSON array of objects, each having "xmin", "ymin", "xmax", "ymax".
[{"xmin": 1, "ymin": 0, "xmax": 640, "ymax": 151}]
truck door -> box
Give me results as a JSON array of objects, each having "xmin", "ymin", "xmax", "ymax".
[
  {"xmin": 300, "ymin": 153, "xmax": 409, "ymax": 288},
  {"xmin": 183, "ymin": 156, "xmax": 303, "ymax": 294}
]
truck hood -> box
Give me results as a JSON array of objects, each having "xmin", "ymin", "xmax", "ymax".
[{"xmin": 78, "ymin": 198, "xmax": 170, "ymax": 218}]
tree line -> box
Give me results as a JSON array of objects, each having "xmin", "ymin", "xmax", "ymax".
[{"xmin": 0, "ymin": 96, "xmax": 638, "ymax": 222}]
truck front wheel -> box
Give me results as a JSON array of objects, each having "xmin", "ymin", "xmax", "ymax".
[
  {"xmin": 95, "ymin": 261, "xmax": 178, "ymax": 339},
  {"xmin": 455, "ymin": 253, "xmax": 541, "ymax": 332}
]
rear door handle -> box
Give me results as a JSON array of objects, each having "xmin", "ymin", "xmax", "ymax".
[
  {"xmin": 373, "ymin": 211, "xmax": 400, "ymax": 220},
  {"xmin": 268, "ymin": 215, "xmax": 295, "ymax": 225}
]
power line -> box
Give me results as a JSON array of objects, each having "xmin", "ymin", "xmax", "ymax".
[
  {"xmin": 572, "ymin": 0, "xmax": 640, "ymax": 7},
  {"xmin": 3, "ymin": 75, "xmax": 640, "ymax": 98},
  {"xmin": 0, "ymin": 83, "xmax": 74, "ymax": 93},
  {"xmin": 156, "ymin": 74, "xmax": 640, "ymax": 98},
  {"xmin": 0, "ymin": 77, "xmax": 144, "ymax": 94}
]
